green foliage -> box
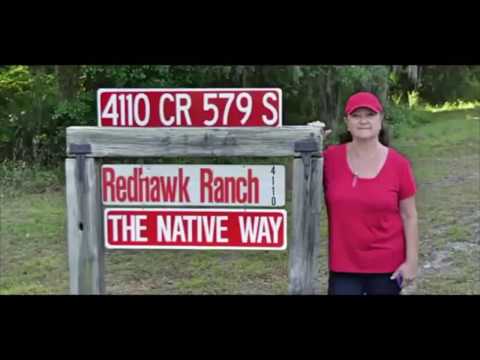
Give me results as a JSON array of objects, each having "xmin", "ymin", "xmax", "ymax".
[
  {"xmin": 418, "ymin": 66, "xmax": 480, "ymax": 105},
  {"xmin": 384, "ymin": 102, "xmax": 433, "ymax": 132},
  {"xmin": 0, "ymin": 66, "xmax": 59, "ymax": 163},
  {"xmin": 1, "ymin": 64, "xmax": 479, "ymax": 166},
  {"xmin": 337, "ymin": 65, "xmax": 390, "ymax": 94},
  {"xmin": 82, "ymin": 65, "xmax": 172, "ymax": 88},
  {"xmin": 278, "ymin": 65, "xmax": 391, "ymax": 127},
  {"xmin": 52, "ymin": 92, "xmax": 95, "ymax": 126},
  {"xmin": 0, "ymin": 66, "xmax": 33, "ymax": 104}
]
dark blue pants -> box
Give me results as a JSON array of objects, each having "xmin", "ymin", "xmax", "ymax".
[{"xmin": 328, "ymin": 271, "xmax": 401, "ymax": 295}]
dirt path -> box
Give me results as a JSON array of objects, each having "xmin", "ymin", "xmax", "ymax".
[{"xmin": 398, "ymin": 111, "xmax": 480, "ymax": 294}]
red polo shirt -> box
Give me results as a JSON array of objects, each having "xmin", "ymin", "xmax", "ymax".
[{"xmin": 323, "ymin": 143, "xmax": 416, "ymax": 273}]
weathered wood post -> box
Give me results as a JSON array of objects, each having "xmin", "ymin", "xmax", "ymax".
[
  {"xmin": 65, "ymin": 144, "xmax": 105, "ymax": 294},
  {"xmin": 65, "ymin": 125, "xmax": 323, "ymax": 295},
  {"xmin": 288, "ymin": 137, "xmax": 323, "ymax": 294}
]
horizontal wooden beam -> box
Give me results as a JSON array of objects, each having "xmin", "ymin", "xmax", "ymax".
[{"xmin": 66, "ymin": 126, "xmax": 323, "ymax": 158}]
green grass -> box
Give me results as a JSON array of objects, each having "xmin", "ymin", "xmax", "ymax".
[
  {"xmin": 414, "ymin": 247, "xmax": 480, "ymax": 295},
  {"xmin": 0, "ymin": 191, "xmax": 69, "ymax": 294},
  {"xmin": 424, "ymin": 100, "xmax": 480, "ymax": 113},
  {"xmin": 393, "ymin": 106, "xmax": 480, "ymax": 157},
  {"xmin": 445, "ymin": 225, "xmax": 472, "ymax": 242},
  {"xmin": 393, "ymin": 106, "xmax": 480, "ymax": 295},
  {"xmin": 1, "ymin": 106, "xmax": 479, "ymax": 294}
]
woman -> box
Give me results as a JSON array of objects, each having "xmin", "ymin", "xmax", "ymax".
[{"xmin": 323, "ymin": 91, "xmax": 419, "ymax": 295}]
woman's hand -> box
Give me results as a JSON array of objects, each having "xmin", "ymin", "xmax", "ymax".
[{"xmin": 390, "ymin": 261, "xmax": 417, "ymax": 288}]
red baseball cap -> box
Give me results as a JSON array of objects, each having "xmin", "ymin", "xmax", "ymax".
[{"xmin": 345, "ymin": 92, "xmax": 383, "ymax": 115}]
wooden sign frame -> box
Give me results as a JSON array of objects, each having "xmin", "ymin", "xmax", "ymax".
[{"xmin": 65, "ymin": 126, "xmax": 324, "ymax": 294}]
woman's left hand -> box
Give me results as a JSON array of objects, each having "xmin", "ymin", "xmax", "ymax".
[{"xmin": 390, "ymin": 261, "xmax": 417, "ymax": 288}]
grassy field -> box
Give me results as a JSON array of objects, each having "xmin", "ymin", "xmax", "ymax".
[
  {"xmin": 392, "ymin": 107, "xmax": 480, "ymax": 294},
  {"xmin": 1, "ymin": 107, "xmax": 479, "ymax": 294}
]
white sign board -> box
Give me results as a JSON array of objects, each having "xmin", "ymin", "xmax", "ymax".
[{"xmin": 101, "ymin": 164, "xmax": 285, "ymax": 207}]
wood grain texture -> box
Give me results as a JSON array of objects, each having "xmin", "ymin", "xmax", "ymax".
[
  {"xmin": 289, "ymin": 157, "xmax": 323, "ymax": 294},
  {"xmin": 66, "ymin": 158, "xmax": 105, "ymax": 294},
  {"xmin": 66, "ymin": 126, "xmax": 323, "ymax": 158}
]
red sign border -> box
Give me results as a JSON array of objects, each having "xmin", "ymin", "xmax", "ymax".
[
  {"xmin": 104, "ymin": 207, "xmax": 287, "ymax": 251},
  {"xmin": 97, "ymin": 88, "xmax": 283, "ymax": 128}
]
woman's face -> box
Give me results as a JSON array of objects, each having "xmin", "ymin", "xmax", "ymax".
[{"xmin": 345, "ymin": 107, "xmax": 383, "ymax": 141}]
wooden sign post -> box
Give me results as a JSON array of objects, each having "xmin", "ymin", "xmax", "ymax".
[{"xmin": 65, "ymin": 88, "xmax": 324, "ymax": 295}]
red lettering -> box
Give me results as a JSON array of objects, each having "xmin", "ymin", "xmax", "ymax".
[
  {"xmin": 224, "ymin": 177, "xmax": 235, "ymax": 203},
  {"xmin": 127, "ymin": 168, "xmax": 138, "ymax": 202},
  {"xmin": 103, "ymin": 166, "xmax": 261, "ymax": 206},
  {"xmin": 213, "ymin": 177, "xmax": 224, "ymax": 202},
  {"xmin": 200, "ymin": 168, "xmax": 213, "ymax": 203},
  {"xmin": 236, "ymin": 177, "xmax": 247, "ymax": 203},
  {"xmin": 150, "ymin": 177, "xmax": 160, "ymax": 202},
  {"xmin": 178, "ymin": 168, "xmax": 191, "ymax": 202},
  {"xmin": 102, "ymin": 167, "xmax": 116, "ymax": 202},
  {"xmin": 138, "ymin": 168, "xmax": 149, "ymax": 202},
  {"xmin": 160, "ymin": 176, "xmax": 178, "ymax": 201},
  {"xmin": 117, "ymin": 177, "xmax": 126, "ymax": 202},
  {"xmin": 247, "ymin": 169, "xmax": 259, "ymax": 203}
]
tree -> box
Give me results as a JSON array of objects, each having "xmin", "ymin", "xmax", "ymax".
[{"xmin": 55, "ymin": 65, "xmax": 81, "ymax": 101}]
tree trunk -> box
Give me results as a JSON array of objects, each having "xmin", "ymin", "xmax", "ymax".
[
  {"xmin": 29, "ymin": 65, "xmax": 50, "ymax": 74},
  {"xmin": 320, "ymin": 66, "xmax": 339, "ymax": 132},
  {"xmin": 379, "ymin": 67, "xmax": 390, "ymax": 105},
  {"xmin": 55, "ymin": 65, "xmax": 81, "ymax": 101},
  {"xmin": 407, "ymin": 65, "xmax": 419, "ymax": 87},
  {"xmin": 318, "ymin": 70, "xmax": 329, "ymax": 127}
]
